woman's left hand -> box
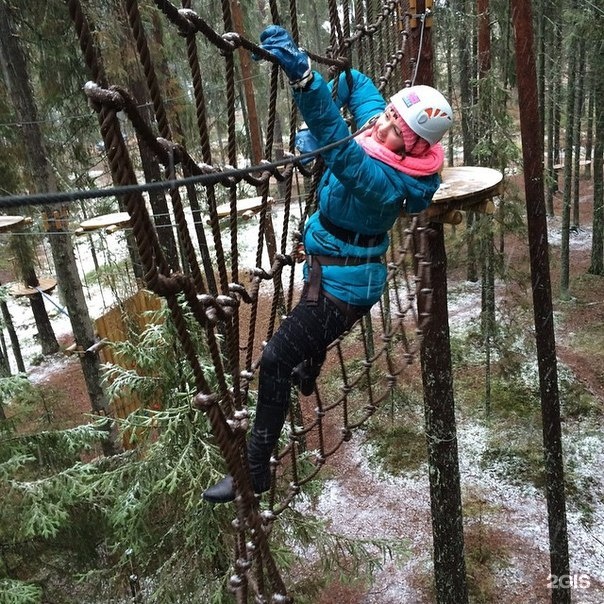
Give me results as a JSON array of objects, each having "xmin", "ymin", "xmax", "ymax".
[{"xmin": 255, "ymin": 25, "xmax": 312, "ymax": 88}]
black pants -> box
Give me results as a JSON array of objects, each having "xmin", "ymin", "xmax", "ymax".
[{"xmin": 252, "ymin": 292, "xmax": 368, "ymax": 444}]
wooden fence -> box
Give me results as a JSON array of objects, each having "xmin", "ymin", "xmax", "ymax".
[{"xmin": 95, "ymin": 289, "xmax": 163, "ymax": 419}]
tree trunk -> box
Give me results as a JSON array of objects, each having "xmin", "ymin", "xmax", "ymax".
[
  {"xmin": 0, "ymin": 333, "xmax": 10, "ymax": 377},
  {"xmin": 560, "ymin": 36, "xmax": 577, "ymax": 300},
  {"xmin": 28, "ymin": 292, "xmax": 60, "ymax": 356},
  {"xmin": 545, "ymin": 57, "xmax": 557, "ymax": 212},
  {"xmin": 0, "ymin": 295, "xmax": 25, "ymax": 373},
  {"xmin": 456, "ymin": 0, "xmax": 475, "ymax": 165},
  {"xmin": 584, "ymin": 68, "xmax": 594, "ymax": 181},
  {"xmin": 572, "ymin": 40, "xmax": 586, "ymax": 229},
  {"xmin": 46, "ymin": 210, "xmax": 119, "ymax": 450},
  {"xmin": 589, "ymin": 37, "xmax": 604, "ymax": 275},
  {"xmin": 0, "ymin": 0, "xmax": 119, "ymax": 455},
  {"xmin": 466, "ymin": 212, "xmax": 478, "ymax": 282},
  {"xmin": 421, "ymin": 224, "xmax": 469, "ymax": 604},
  {"xmin": 455, "ymin": 0, "xmax": 478, "ymax": 280},
  {"xmin": 412, "ymin": 4, "xmax": 468, "ymax": 602},
  {"xmin": 476, "ymin": 0, "xmax": 495, "ymax": 400},
  {"xmin": 536, "ymin": 0, "xmax": 546, "ymax": 143},
  {"xmin": 510, "ymin": 5, "xmax": 571, "ymax": 603},
  {"xmin": 481, "ymin": 218, "xmax": 495, "ymax": 418},
  {"xmin": 444, "ymin": 9, "xmax": 455, "ymax": 167},
  {"xmin": 545, "ymin": 0, "xmax": 560, "ymax": 214},
  {"xmin": 231, "ymin": 0, "xmax": 263, "ymax": 164},
  {"xmin": 17, "ymin": 243, "xmax": 60, "ymax": 356}
]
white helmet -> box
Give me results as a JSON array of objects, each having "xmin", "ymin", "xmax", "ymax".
[{"xmin": 390, "ymin": 85, "xmax": 453, "ymax": 146}]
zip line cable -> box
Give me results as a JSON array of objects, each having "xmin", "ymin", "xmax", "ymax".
[{"xmin": 0, "ymin": 121, "xmax": 374, "ymax": 210}]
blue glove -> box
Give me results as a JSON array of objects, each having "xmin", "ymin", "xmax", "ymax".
[
  {"xmin": 295, "ymin": 127, "xmax": 320, "ymax": 164},
  {"xmin": 257, "ymin": 25, "xmax": 312, "ymax": 89}
]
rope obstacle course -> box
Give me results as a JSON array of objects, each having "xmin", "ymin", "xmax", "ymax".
[{"xmin": 0, "ymin": 1, "xmax": 504, "ymax": 601}]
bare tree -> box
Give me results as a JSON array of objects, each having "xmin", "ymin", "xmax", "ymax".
[
  {"xmin": 511, "ymin": 3, "xmax": 571, "ymax": 603},
  {"xmin": 589, "ymin": 35, "xmax": 604, "ymax": 276},
  {"xmin": 559, "ymin": 33, "xmax": 577, "ymax": 300}
]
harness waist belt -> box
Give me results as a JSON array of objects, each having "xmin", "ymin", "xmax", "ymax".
[
  {"xmin": 319, "ymin": 213, "xmax": 387, "ymax": 248},
  {"xmin": 306, "ymin": 253, "xmax": 382, "ymax": 305}
]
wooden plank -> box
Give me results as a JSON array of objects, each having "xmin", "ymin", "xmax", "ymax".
[
  {"xmin": 94, "ymin": 290, "xmax": 164, "ymax": 422},
  {"xmin": 215, "ymin": 196, "xmax": 271, "ymax": 218},
  {"xmin": 430, "ymin": 210, "xmax": 463, "ymax": 225},
  {"xmin": 80, "ymin": 212, "xmax": 131, "ymax": 231}
]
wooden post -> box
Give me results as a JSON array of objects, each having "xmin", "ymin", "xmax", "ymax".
[
  {"xmin": 230, "ymin": 0, "xmax": 263, "ymax": 165},
  {"xmin": 410, "ymin": 3, "xmax": 469, "ymax": 603}
]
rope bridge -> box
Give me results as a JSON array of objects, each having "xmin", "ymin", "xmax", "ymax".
[{"xmin": 67, "ymin": 1, "xmax": 429, "ymax": 601}]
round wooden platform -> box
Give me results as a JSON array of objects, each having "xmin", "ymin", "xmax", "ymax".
[
  {"xmin": 80, "ymin": 212, "xmax": 131, "ymax": 231},
  {"xmin": 432, "ymin": 166, "xmax": 503, "ymax": 205},
  {"xmin": 553, "ymin": 160, "xmax": 591, "ymax": 172},
  {"xmin": 10, "ymin": 276, "xmax": 57, "ymax": 297},
  {"xmin": 216, "ymin": 196, "xmax": 272, "ymax": 219},
  {"xmin": 0, "ymin": 216, "xmax": 26, "ymax": 232}
]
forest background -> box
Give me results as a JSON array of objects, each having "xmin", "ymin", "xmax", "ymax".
[{"xmin": 0, "ymin": 0, "xmax": 603, "ymax": 603}]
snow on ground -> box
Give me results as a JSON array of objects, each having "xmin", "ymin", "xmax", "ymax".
[
  {"xmin": 547, "ymin": 216, "xmax": 593, "ymax": 251},
  {"xmin": 299, "ymin": 279, "xmax": 604, "ymax": 603},
  {"xmin": 297, "ymin": 437, "xmax": 432, "ymax": 603}
]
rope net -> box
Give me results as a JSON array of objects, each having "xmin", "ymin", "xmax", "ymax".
[{"xmin": 66, "ymin": 0, "xmax": 430, "ymax": 600}]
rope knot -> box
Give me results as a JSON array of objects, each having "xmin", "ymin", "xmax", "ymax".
[
  {"xmin": 216, "ymin": 294, "xmax": 239, "ymax": 318},
  {"xmin": 221, "ymin": 31, "xmax": 241, "ymax": 50},
  {"xmin": 174, "ymin": 8, "xmax": 196, "ymax": 36},
  {"xmin": 235, "ymin": 557, "xmax": 252, "ymax": 573},
  {"xmin": 229, "ymin": 282, "xmax": 253, "ymax": 304},
  {"xmin": 156, "ymin": 137, "xmax": 181, "ymax": 160},
  {"xmin": 196, "ymin": 294, "xmax": 223, "ymax": 323},
  {"xmin": 193, "ymin": 392, "xmax": 219, "ymax": 410},
  {"xmin": 228, "ymin": 574, "xmax": 244, "ymax": 591},
  {"xmin": 84, "ymin": 81, "xmax": 124, "ymax": 111},
  {"xmin": 227, "ymin": 408, "xmax": 249, "ymax": 433}
]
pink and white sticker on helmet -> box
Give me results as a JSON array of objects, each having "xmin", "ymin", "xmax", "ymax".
[{"xmin": 402, "ymin": 91, "xmax": 421, "ymax": 107}]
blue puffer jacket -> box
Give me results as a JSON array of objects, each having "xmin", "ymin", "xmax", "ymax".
[{"xmin": 293, "ymin": 70, "xmax": 441, "ymax": 307}]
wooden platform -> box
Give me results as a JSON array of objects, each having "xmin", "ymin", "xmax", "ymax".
[
  {"xmin": 433, "ymin": 167, "xmax": 503, "ymax": 204},
  {"xmin": 215, "ymin": 196, "xmax": 272, "ymax": 219},
  {"xmin": 426, "ymin": 166, "xmax": 503, "ymax": 222},
  {"xmin": 10, "ymin": 276, "xmax": 57, "ymax": 297},
  {"xmin": 80, "ymin": 212, "xmax": 131, "ymax": 231},
  {"xmin": 553, "ymin": 160, "xmax": 591, "ymax": 172},
  {"xmin": 0, "ymin": 216, "xmax": 27, "ymax": 232}
]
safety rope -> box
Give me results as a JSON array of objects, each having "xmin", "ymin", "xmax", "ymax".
[{"xmin": 60, "ymin": 1, "xmax": 427, "ymax": 601}]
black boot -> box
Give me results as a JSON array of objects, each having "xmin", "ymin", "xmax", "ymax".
[
  {"xmin": 291, "ymin": 359, "xmax": 321, "ymax": 396},
  {"xmin": 202, "ymin": 430, "xmax": 275, "ymax": 504}
]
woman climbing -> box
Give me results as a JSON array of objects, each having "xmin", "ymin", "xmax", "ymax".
[{"xmin": 203, "ymin": 25, "xmax": 453, "ymax": 503}]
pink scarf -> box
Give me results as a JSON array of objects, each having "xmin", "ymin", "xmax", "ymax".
[{"xmin": 355, "ymin": 127, "xmax": 444, "ymax": 177}]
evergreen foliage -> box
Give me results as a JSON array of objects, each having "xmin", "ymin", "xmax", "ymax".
[{"xmin": 0, "ymin": 303, "xmax": 401, "ymax": 602}]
